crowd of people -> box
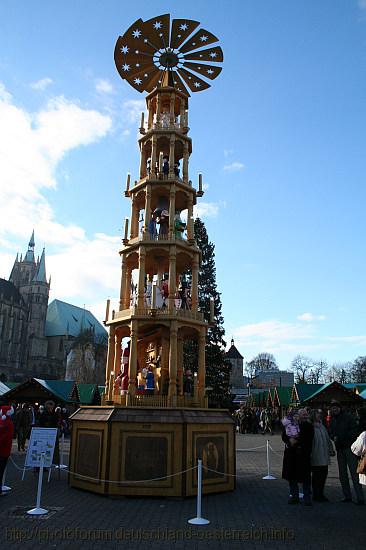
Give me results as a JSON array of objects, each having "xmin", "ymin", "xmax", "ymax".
[
  {"xmin": 235, "ymin": 407, "xmax": 281, "ymax": 435},
  {"xmin": 235, "ymin": 401, "xmax": 366, "ymax": 505},
  {"xmin": 281, "ymin": 401, "xmax": 366, "ymax": 506}
]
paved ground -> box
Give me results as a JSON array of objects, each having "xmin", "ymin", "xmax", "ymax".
[{"xmin": 0, "ymin": 433, "xmax": 364, "ymax": 550}]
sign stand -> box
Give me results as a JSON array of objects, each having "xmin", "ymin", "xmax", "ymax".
[
  {"xmin": 27, "ymin": 452, "xmax": 48, "ymax": 516},
  {"xmin": 188, "ymin": 459, "xmax": 210, "ymax": 525},
  {"xmin": 262, "ymin": 440, "xmax": 276, "ymax": 480}
]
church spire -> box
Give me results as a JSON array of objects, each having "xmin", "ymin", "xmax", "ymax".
[
  {"xmin": 33, "ymin": 247, "xmax": 47, "ymax": 283},
  {"xmin": 29, "ymin": 230, "xmax": 35, "ymax": 248},
  {"xmin": 24, "ymin": 230, "xmax": 35, "ymax": 262}
]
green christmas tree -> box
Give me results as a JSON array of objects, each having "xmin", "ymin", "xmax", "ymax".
[{"xmin": 184, "ymin": 218, "xmax": 233, "ymax": 409}]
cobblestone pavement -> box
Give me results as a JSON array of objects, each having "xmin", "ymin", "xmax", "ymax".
[{"xmin": 0, "ymin": 433, "xmax": 364, "ymax": 550}]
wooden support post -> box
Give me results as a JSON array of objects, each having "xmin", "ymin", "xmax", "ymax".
[
  {"xmin": 137, "ymin": 249, "xmax": 146, "ymax": 309},
  {"xmin": 168, "ymin": 186, "xmax": 176, "ymax": 239},
  {"xmin": 168, "ymin": 321, "xmax": 178, "ymax": 402},
  {"xmin": 128, "ymin": 321, "xmax": 138, "ymax": 395},
  {"xmin": 168, "ymin": 247, "xmax": 176, "ymax": 312},
  {"xmin": 119, "ymin": 257, "xmax": 127, "ymax": 311},
  {"xmin": 105, "ymin": 326, "xmax": 116, "ymax": 402},
  {"xmin": 144, "ymin": 184, "xmax": 151, "ymax": 233},
  {"xmin": 198, "ymin": 329, "xmax": 206, "ymax": 400},
  {"xmin": 191, "ymin": 257, "xmax": 199, "ymax": 311}
]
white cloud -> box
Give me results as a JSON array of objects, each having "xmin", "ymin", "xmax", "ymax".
[
  {"xmin": 48, "ymin": 233, "xmax": 120, "ymax": 310},
  {"xmin": 358, "ymin": 0, "xmax": 366, "ymax": 10},
  {"xmin": 231, "ymin": 319, "xmax": 357, "ymax": 359},
  {"xmin": 95, "ymin": 79, "xmax": 114, "ymax": 94},
  {"xmin": 0, "ymin": 83, "xmax": 11, "ymax": 102},
  {"xmin": 122, "ymin": 99, "xmax": 145, "ymax": 125},
  {"xmin": 234, "ymin": 320, "xmax": 313, "ymax": 345},
  {"xmin": 0, "ymin": 83, "xmax": 116, "ymax": 322},
  {"xmin": 326, "ymin": 335, "xmax": 366, "ymax": 345},
  {"xmin": 232, "ymin": 319, "xmax": 321, "ymax": 356},
  {"xmin": 30, "ymin": 77, "xmax": 53, "ymax": 91},
  {"xmin": 297, "ymin": 312, "xmax": 326, "ymax": 322},
  {"xmin": 0, "ymin": 90, "xmax": 112, "ymax": 226},
  {"xmin": 224, "ymin": 149, "xmax": 233, "ymax": 158},
  {"xmin": 35, "ymin": 96, "xmax": 112, "ymax": 162},
  {"xmin": 194, "ymin": 202, "xmax": 220, "ymax": 218},
  {"xmin": 223, "ymin": 161, "xmax": 245, "ymax": 172}
]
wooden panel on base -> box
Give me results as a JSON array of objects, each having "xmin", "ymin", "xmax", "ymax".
[{"xmin": 69, "ymin": 406, "xmax": 235, "ymax": 497}]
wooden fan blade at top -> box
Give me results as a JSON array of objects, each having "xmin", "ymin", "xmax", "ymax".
[
  {"xmin": 144, "ymin": 70, "xmax": 164, "ymax": 92},
  {"xmin": 114, "ymin": 14, "xmax": 223, "ymax": 94},
  {"xmin": 179, "ymin": 29, "xmax": 219, "ymax": 54},
  {"xmin": 177, "ymin": 68, "xmax": 211, "ymax": 92},
  {"xmin": 121, "ymin": 60, "xmax": 156, "ymax": 79},
  {"xmin": 142, "ymin": 14, "xmax": 171, "ymax": 51},
  {"xmin": 125, "ymin": 66, "xmax": 160, "ymax": 93},
  {"xmin": 183, "ymin": 46, "xmax": 224, "ymax": 63},
  {"xmin": 183, "ymin": 62, "xmax": 222, "ymax": 81},
  {"xmin": 170, "ymin": 19, "xmax": 200, "ymax": 50},
  {"xmin": 115, "ymin": 19, "xmax": 156, "ymax": 57},
  {"xmin": 169, "ymin": 71, "xmax": 190, "ymax": 97}
]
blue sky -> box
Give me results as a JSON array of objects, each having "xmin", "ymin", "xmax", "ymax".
[{"xmin": 1, "ymin": 0, "xmax": 366, "ymax": 370}]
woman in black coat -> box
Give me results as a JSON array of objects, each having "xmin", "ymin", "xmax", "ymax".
[{"xmin": 282, "ymin": 408, "xmax": 314, "ymax": 505}]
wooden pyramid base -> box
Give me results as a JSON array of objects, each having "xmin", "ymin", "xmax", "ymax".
[{"xmin": 69, "ymin": 406, "xmax": 235, "ymax": 497}]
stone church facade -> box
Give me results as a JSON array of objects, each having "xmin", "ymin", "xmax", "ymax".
[{"xmin": 0, "ymin": 232, "xmax": 106, "ymax": 383}]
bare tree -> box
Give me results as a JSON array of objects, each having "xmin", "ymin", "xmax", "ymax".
[
  {"xmin": 350, "ymin": 356, "xmax": 366, "ymax": 383},
  {"xmin": 291, "ymin": 355, "xmax": 314, "ymax": 383},
  {"xmin": 246, "ymin": 352, "xmax": 278, "ymax": 373},
  {"xmin": 324, "ymin": 362, "xmax": 352, "ymax": 383},
  {"xmin": 309, "ymin": 359, "xmax": 328, "ymax": 384}
]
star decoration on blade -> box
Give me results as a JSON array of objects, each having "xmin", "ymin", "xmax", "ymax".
[{"xmin": 114, "ymin": 14, "xmax": 223, "ymax": 96}]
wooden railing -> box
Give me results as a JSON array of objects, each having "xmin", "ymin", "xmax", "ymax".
[
  {"xmin": 112, "ymin": 394, "xmax": 207, "ymax": 408},
  {"xmin": 110, "ymin": 306, "xmax": 204, "ymax": 323}
]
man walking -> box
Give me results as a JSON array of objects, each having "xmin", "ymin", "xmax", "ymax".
[{"xmin": 329, "ymin": 400, "xmax": 364, "ymax": 505}]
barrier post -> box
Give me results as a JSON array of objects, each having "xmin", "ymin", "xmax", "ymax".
[
  {"xmin": 188, "ymin": 459, "xmax": 210, "ymax": 525},
  {"xmin": 1, "ymin": 464, "xmax": 11, "ymax": 492},
  {"xmin": 262, "ymin": 440, "xmax": 276, "ymax": 480},
  {"xmin": 27, "ymin": 452, "xmax": 48, "ymax": 515},
  {"xmin": 56, "ymin": 433, "xmax": 67, "ymax": 470}
]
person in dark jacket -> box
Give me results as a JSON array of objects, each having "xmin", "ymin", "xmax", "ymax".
[
  {"xmin": 0, "ymin": 406, "xmax": 14, "ymax": 495},
  {"xmin": 39, "ymin": 400, "xmax": 60, "ymax": 465},
  {"xmin": 282, "ymin": 408, "xmax": 314, "ymax": 505},
  {"xmin": 14, "ymin": 403, "xmax": 32, "ymax": 452},
  {"xmin": 329, "ymin": 400, "xmax": 364, "ymax": 504}
]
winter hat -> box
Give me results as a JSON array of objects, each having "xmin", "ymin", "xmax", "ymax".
[{"xmin": 0, "ymin": 405, "xmax": 14, "ymax": 421}]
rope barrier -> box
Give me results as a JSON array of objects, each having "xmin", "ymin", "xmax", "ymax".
[
  {"xmin": 9, "ymin": 456, "xmax": 33, "ymax": 472},
  {"xmin": 62, "ymin": 465, "xmax": 197, "ymax": 485},
  {"xmin": 268, "ymin": 445, "xmax": 285, "ymax": 458},
  {"xmin": 8, "ymin": 455, "xmax": 197, "ymax": 484},
  {"xmin": 7, "ymin": 442, "xmax": 285, "ymax": 485},
  {"xmin": 237, "ymin": 444, "xmax": 267, "ymax": 452}
]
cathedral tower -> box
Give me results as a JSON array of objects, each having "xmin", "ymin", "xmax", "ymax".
[{"xmin": 9, "ymin": 231, "xmax": 50, "ymax": 363}]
